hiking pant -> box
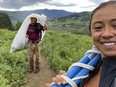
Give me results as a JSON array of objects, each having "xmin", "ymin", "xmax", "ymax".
[{"xmin": 28, "ymin": 42, "xmax": 39, "ymax": 70}]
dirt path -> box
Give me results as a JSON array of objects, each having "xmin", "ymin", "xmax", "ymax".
[{"xmin": 22, "ymin": 54, "xmax": 56, "ymax": 87}]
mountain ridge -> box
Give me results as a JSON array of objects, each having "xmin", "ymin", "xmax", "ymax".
[{"xmin": 0, "ymin": 9, "xmax": 75, "ymax": 25}]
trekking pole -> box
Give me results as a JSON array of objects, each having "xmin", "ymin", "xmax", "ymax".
[{"xmin": 52, "ymin": 46, "xmax": 101, "ymax": 87}]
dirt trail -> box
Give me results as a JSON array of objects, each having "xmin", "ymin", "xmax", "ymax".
[{"xmin": 23, "ymin": 54, "xmax": 56, "ymax": 87}]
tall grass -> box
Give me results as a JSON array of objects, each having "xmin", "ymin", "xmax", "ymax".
[
  {"xmin": 0, "ymin": 29, "xmax": 28, "ymax": 87},
  {"xmin": 40, "ymin": 31, "xmax": 93, "ymax": 73}
]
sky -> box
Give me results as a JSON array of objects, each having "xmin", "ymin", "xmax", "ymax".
[{"xmin": 0, "ymin": 0, "xmax": 110, "ymax": 12}]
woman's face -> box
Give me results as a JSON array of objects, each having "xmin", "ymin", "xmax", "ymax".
[{"xmin": 91, "ymin": 5, "xmax": 116, "ymax": 57}]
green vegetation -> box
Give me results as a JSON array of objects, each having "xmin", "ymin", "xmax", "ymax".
[
  {"xmin": 14, "ymin": 21, "xmax": 22, "ymax": 30},
  {"xmin": 41, "ymin": 31, "xmax": 93, "ymax": 73},
  {"xmin": 0, "ymin": 12, "xmax": 13, "ymax": 30},
  {"xmin": 0, "ymin": 28, "xmax": 93, "ymax": 86},
  {"xmin": 48, "ymin": 12, "xmax": 91, "ymax": 36},
  {"xmin": 0, "ymin": 11, "xmax": 93, "ymax": 86},
  {"xmin": 0, "ymin": 29, "xmax": 28, "ymax": 87},
  {"xmin": 0, "ymin": 12, "xmax": 22, "ymax": 31}
]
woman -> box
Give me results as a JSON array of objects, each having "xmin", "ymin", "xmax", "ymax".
[{"xmin": 46, "ymin": 1, "xmax": 116, "ymax": 87}]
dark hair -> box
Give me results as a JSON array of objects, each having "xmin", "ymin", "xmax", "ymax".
[{"xmin": 89, "ymin": 1, "xmax": 116, "ymax": 31}]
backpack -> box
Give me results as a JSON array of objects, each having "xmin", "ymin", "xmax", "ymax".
[{"xmin": 34, "ymin": 23, "xmax": 43, "ymax": 35}]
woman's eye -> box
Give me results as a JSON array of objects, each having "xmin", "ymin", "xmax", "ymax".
[
  {"xmin": 93, "ymin": 26, "xmax": 102, "ymax": 31},
  {"xmin": 94, "ymin": 27, "xmax": 102, "ymax": 29},
  {"xmin": 112, "ymin": 24, "xmax": 116, "ymax": 29}
]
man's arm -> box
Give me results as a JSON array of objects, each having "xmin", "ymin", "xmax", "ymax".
[{"xmin": 43, "ymin": 24, "xmax": 48, "ymax": 30}]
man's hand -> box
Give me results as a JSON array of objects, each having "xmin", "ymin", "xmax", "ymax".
[
  {"xmin": 26, "ymin": 35, "xmax": 29, "ymax": 38},
  {"xmin": 44, "ymin": 24, "xmax": 48, "ymax": 30}
]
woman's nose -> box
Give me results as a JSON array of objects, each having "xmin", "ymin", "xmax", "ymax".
[{"xmin": 101, "ymin": 26, "xmax": 113, "ymax": 39}]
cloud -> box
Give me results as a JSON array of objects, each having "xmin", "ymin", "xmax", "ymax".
[
  {"xmin": 0, "ymin": 0, "xmax": 79, "ymax": 11},
  {"xmin": 0, "ymin": 0, "xmax": 49, "ymax": 9},
  {"xmin": 45, "ymin": 0, "xmax": 77, "ymax": 7},
  {"xmin": 0, "ymin": 0, "xmax": 110, "ymax": 12},
  {"xmin": 80, "ymin": 5, "xmax": 97, "ymax": 8},
  {"xmin": 89, "ymin": 0, "xmax": 109, "ymax": 4}
]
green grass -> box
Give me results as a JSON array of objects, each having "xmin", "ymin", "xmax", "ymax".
[
  {"xmin": 0, "ymin": 28, "xmax": 93, "ymax": 86},
  {"xmin": 0, "ymin": 29, "xmax": 28, "ymax": 87},
  {"xmin": 40, "ymin": 31, "xmax": 93, "ymax": 73}
]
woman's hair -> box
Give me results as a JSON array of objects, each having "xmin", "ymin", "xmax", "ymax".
[{"xmin": 89, "ymin": 1, "xmax": 116, "ymax": 31}]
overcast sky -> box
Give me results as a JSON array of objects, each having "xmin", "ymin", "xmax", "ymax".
[{"xmin": 0, "ymin": 0, "xmax": 110, "ymax": 12}]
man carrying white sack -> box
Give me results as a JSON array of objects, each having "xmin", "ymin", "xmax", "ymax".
[{"xmin": 26, "ymin": 16, "xmax": 47, "ymax": 73}]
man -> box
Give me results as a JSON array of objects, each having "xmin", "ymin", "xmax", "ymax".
[{"xmin": 26, "ymin": 16, "xmax": 47, "ymax": 73}]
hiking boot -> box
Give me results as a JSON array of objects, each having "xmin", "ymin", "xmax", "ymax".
[
  {"xmin": 34, "ymin": 66, "xmax": 40, "ymax": 73},
  {"xmin": 34, "ymin": 58, "xmax": 40, "ymax": 73},
  {"xmin": 34, "ymin": 68, "xmax": 40, "ymax": 73},
  {"xmin": 29, "ymin": 69, "xmax": 33, "ymax": 73},
  {"xmin": 28, "ymin": 66, "xmax": 34, "ymax": 73}
]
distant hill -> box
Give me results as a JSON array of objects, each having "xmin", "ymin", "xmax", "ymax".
[
  {"xmin": 0, "ymin": 9, "xmax": 92, "ymax": 35},
  {"xmin": 48, "ymin": 11, "xmax": 91, "ymax": 35},
  {"xmin": 0, "ymin": 12, "xmax": 13, "ymax": 30},
  {"xmin": 58, "ymin": 11, "xmax": 91, "ymax": 22},
  {"xmin": 57, "ymin": 11, "xmax": 91, "ymax": 28},
  {"xmin": 0, "ymin": 9, "xmax": 75, "ymax": 25}
]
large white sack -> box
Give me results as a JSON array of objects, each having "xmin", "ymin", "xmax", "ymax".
[{"xmin": 10, "ymin": 13, "xmax": 47, "ymax": 53}]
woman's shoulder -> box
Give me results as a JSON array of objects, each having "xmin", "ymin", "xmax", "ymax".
[{"xmin": 79, "ymin": 60, "xmax": 102, "ymax": 87}]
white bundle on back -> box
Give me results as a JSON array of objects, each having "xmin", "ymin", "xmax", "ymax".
[{"xmin": 10, "ymin": 13, "xmax": 47, "ymax": 53}]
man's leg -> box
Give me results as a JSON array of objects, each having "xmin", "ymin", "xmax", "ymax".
[
  {"xmin": 34, "ymin": 44, "xmax": 40, "ymax": 73},
  {"xmin": 28, "ymin": 43, "xmax": 34, "ymax": 73}
]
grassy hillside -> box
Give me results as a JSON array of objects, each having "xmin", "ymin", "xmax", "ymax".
[
  {"xmin": 0, "ymin": 12, "xmax": 13, "ymax": 30},
  {"xmin": 48, "ymin": 11, "xmax": 91, "ymax": 35},
  {"xmin": 0, "ymin": 29, "xmax": 28, "ymax": 87},
  {"xmin": 0, "ymin": 29, "xmax": 93, "ymax": 86},
  {"xmin": 40, "ymin": 31, "xmax": 93, "ymax": 73},
  {"xmin": 2, "ymin": 9, "xmax": 74, "ymax": 25}
]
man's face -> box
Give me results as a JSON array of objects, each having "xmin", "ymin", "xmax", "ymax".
[{"xmin": 30, "ymin": 18, "xmax": 37, "ymax": 24}]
